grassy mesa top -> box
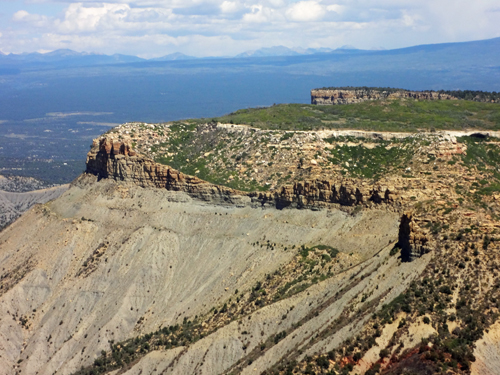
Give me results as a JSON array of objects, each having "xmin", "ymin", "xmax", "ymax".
[{"xmin": 212, "ymin": 98, "xmax": 500, "ymax": 133}]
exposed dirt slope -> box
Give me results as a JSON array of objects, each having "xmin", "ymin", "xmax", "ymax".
[
  {"xmin": 0, "ymin": 174, "xmax": 401, "ymax": 375},
  {"xmin": 471, "ymin": 320, "xmax": 500, "ymax": 375}
]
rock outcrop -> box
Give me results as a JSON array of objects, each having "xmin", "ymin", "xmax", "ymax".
[
  {"xmin": 86, "ymin": 137, "xmax": 241, "ymax": 203},
  {"xmin": 397, "ymin": 211, "xmax": 432, "ymax": 261},
  {"xmin": 311, "ymin": 88, "xmax": 457, "ymax": 105},
  {"xmin": 271, "ymin": 180, "xmax": 396, "ymax": 209},
  {"xmin": 85, "ymin": 137, "xmax": 398, "ymax": 209}
]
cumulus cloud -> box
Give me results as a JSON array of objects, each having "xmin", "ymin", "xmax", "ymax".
[
  {"xmin": 286, "ymin": 1, "xmax": 324, "ymax": 22},
  {"xmin": 12, "ymin": 9, "xmax": 50, "ymax": 27},
  {"xmin": 57, "ymin": 3, "xmax": 130, "ymax": 32},
  {"xmin": 241, "ymin": 5, "xmax": 272, "ymax": 23},
  {"xmin": 2, "ymin": 0, "xmax": 500, "ymax": 57},
  {"xmin": 220, "ymin": 1, "xmax": 240, "ymax": 13},
  {"xmin": 12, "ymin": 10, "xmax": 30, "ymax": 21},
  {"xmin": 326, "ymin": 4, "xmax": 345, "ymax": 14}
]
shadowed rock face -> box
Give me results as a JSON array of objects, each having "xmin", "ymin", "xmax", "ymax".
[
  {"xmin": 398, "ymin": 212, "xmax": 432, "ymax": 261},
  {"xmin": 311, "ymin": 89, "xmax": 457, "ymax": 105},
  {"xmin": 86, "ymin": 137, "xmax": 399, "ymax": 210}
]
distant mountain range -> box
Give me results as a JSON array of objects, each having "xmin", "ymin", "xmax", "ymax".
[
  {"xmin": 0, "ymin": 44, "xmax": 365, "ymax": 61},
  {"xmin": 0, "ymin": 37, "xmax": 499, "ymax": 92},
  {"xmin": 235, "ymin": 45, "xmax": 343, "ymax": 58},
  {"xmin": 0, "ymin": 49, "xmax": 200, "ymax": 66},
  {"xmin": 0, "ymin": 49, "xmax": 144, "ymax": 68},
  {"xmin": 148, "ymin": 52, "xmax": 197, "ymax": 61},
  {"xmin": 4, "ymin": 37, "xmax": 499, "ymax": 69},
  {"xmin": 0, "ymin": 44, "xmax": 362, "ymax": 66}
]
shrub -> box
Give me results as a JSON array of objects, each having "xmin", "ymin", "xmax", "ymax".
[
  {"xmin": 316, "ymin": 356, "xmax": 330, "ymax": 369},
  {"xmin": 365, "ymin": 363, "xmax": 381, "ymax": 375},
  {"xmin": 274, "ymin": 331, "xmax": 287, "ymax": 344},
  {"xmin": 390, "ymin": 246, "xmax": 400, "ymax": 256},
  {"xmin": 379, "ymin": 349, "xmax": 390, "ymax": 358},
  {"xmin": 483, "ymin": 235, "xmax": 491, "ymax": 250},
  {"xmin": 440, "ymin": 285, "xmax": 452, "ymax": 295}
]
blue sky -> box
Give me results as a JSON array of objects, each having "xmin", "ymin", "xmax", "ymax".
[{"xmin": 1, "ymin": 0, "xmax": 499, "ymax": 58}]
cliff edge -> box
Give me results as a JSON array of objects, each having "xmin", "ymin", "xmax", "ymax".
[
  {"xmin": 311, "ymin": 88, "xmax": 457, "ymax": 105},
  {"xmin": 85, "ymin": 136, "xmax": 399, "ymax": 209}
]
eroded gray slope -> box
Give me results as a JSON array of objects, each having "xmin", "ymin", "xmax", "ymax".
[
  {"xmin": 0, "ymin": 184, "xmax": 68, "ymax": 228},
  {"xmin": 0, "ymin": 175, "xmax": 399, "ymax": 375},
  {"xmin": 114, "ymin": 243, "xmax": 429, "ymax": 375}
]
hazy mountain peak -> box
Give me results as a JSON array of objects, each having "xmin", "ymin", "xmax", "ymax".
[
  {"xmin": 149, "ymin": 52, "xmax": 197, "ymax": 61},
  {"xmin": 44, "ymin": 49, "xmax": 91, "ymax": 57},
  {"xmin": 237, "ymin": 45, "xmax": 300, "ymax": 58},
  {"xmin": 337, "ymin": 44, "xmax": 357, "ymax": 50},
  {"xmin": 237, "ymin": 45, "xmax": 339, "ymax": 58}
]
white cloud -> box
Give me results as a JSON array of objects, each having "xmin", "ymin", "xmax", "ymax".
[
  {"xmin": 401, "ymin": 10, "xmax": 418, "ymax": 27},
  {"xmin": 242, "ymin": 5, "xmax": 276, "ymax": 23},
  {"xmin": 286, "ymin": 1, "xmax": 324, "ymax": 22},
  {"xmin": 220, "ymin": 1, "xmax": 240, "ymax": 13},
  {"xmin": 12, "ymin": 10, "xmax": 50, "ymax": 28},
  {"xmin": 57, "ymin": 3, "xmax": 130, "ymax": 32},
  {"xmin": 326, "ymin": 4, "xmax": 345, "ymax": 14},
  {"xmin": 12, "ymin": 10, "xmax": 30, "ymax": 21}
]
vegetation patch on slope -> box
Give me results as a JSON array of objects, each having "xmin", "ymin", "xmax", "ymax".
[{"xmin": 268, "ymin": 220, "xmax": 500, "ymax": 375}]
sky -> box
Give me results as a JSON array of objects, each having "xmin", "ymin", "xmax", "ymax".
[{"xmin": 0, "ymin": 0, "xmax": 500, "ymax": 58}]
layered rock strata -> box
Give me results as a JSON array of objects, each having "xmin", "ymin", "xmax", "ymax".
[
  {"xmin": 311, "ymin": 88, "xmax": 457, "ymax": 105},
  {"xmin": 85, "ymin": 137, "xmax": 398, "ymax": 209},
  {"xmin": 86, "ymin": 137, "xmax": 432, "ymax": 260}
]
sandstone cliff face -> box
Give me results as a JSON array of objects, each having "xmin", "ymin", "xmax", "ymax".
[
  {"xmin": 397, "ymin": 211, "xmax": 432, "ymax": 261},
  {"xmin": 86, "ymin": 137, "xmax": 434, "ymax": 261},
  {"xmin": 86, "ymin": 137, "xmax": 399, "ymax": 209},
  {"xmin": 86, "ymin": 137, "xmax": 241, "ymax": 204},
  {"xmin": 311, "ymin": 89, "xmax": 457, "ymax": 105}
]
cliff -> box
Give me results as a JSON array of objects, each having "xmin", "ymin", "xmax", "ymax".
[
  {"xmin": 85, "ymin": 137, "xmax": 240, "ymax": 203},
  {"xmin": 85, "ymin": 137, "xmax": 399, "ymax": 209},
  {"xmin": 85, "ymin": 137, "xmax": 433, "ymax": 262},
  {"xmin": 397, "ymin": 211, "xmax": 433, "ymax": 261},
  {"xmin": 311, "ymin": 88, "xmax": 457, "ymax": 105}
]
